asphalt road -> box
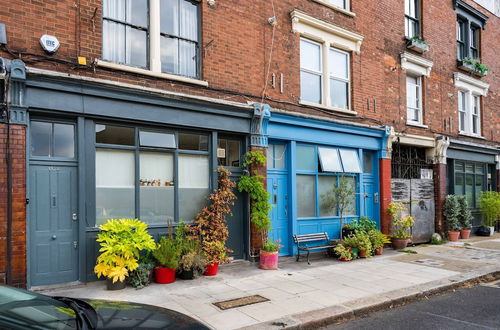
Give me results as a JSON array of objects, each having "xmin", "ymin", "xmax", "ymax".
[{"xmin": 324, "ymin": 281, "xmax": 500, "ymax": 330}]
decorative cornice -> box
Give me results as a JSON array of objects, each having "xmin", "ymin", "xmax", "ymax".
[
  {"xmin": 454, "ymin": 72, "xmax": 489, "ymax": 96},
  {"xmin": 290, "ymin": 10, "xmax": 363, "ymax": 53},
  {"xmin": 400, "ymin": 52, "xmax": 433, "ymax": 77},
  {"xmin": 454, "ymin": 0, "xmax": 489, "ymax": 28}
]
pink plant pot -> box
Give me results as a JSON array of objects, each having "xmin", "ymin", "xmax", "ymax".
[{"xmin": 259, "ymin": 250, "xmax": 278, "ymax": 270}]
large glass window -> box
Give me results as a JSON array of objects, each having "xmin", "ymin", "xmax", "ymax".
[
  {"xmin": 95, "ymin": 123, "xmax": 211, "ymax": 226},
  {"xmin": 102, "ymin": 0, "xmax": 148, "ymax": 68},
  {"xmin": 454, "ymin": 161, "xmax": 486, "ymax": 209},
  {"xmin": 30, "ymin": 121, "xmax": 75, "ymax": 158},
  {"xmin": 296, "ymin": 144, "xmax": 359, "ymax": 219},
  {"xmin": 96, "ymin": 149, "xmax": 135, "ymax": 224},
  {"xmin": 405, "ymin": 0, "xmax": 420, "ymax": 38},
  {"xmin": 268, "ymin": 144, "xmax": 286, "ymax": 169},
  {"xmin": 455, "ymin": 1, "xmax": 486, "ymax": 62},
  {"xmin": 102, "ymin": 0, "xmax": 201, "ymax": 79}
]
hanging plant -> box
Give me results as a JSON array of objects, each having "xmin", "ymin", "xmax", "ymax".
[{"xmin": 238, "ymin": 150, "xmax": 272, "ymax": 243}]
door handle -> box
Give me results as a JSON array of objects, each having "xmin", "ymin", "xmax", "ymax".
[
  {"xmin": 273, "ymin": 194, "xmax": 277, "ymax": 204},
  {"xmin": 72, "ymin": 213, "xmax": 78, "ymax": 221},
  {"xmin": 52, "ymin": 235, "xmax": 57, "ymax": 240}
]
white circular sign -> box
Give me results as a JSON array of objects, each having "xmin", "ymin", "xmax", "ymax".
[{"xmin": 40, "ymin": 34, "xmax": 60, "ymax": 54}]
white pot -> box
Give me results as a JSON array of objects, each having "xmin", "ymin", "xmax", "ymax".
[{"xmin": 488, "ymin": 226, "xmax": 495, "ymax": 236}]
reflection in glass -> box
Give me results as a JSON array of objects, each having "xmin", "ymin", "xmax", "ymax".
[
  {"xmin": 465, "ymin": 174, "xmax": 473, "ymax": 207},
  {"xmin": 139, "ymin": 130, "xmax": 176, "ymax": 148},
  {"xmin": 96, "ymin": 125, "xmax": 135, "ymax": 145},
  {"xmin": 344, "ymin": 176, "xmax": 357, "ymax": 215},
  {"xmin": 318, "ymin": 148, "xmax": 342, "ymax": 172},
  {"xmin": 339, "ymin": 149, "xmax": 362, "ymax": 173},
  {"xmin": 179, "ymin": 154, "xmax": 209, "ymax": 221},
  {"xmin": 96, "ymin": 149, "xmax": 135, "ymax": 225},
  {"xmin": 31, "ymin": 121, "xmax": 51, "ymax": 157},
  {"xmin": 296, "ymin": 145, "xmax": 316, "ymax": 171},
  {"xmin": 161, "ymin": 36, "xmax": 178, "ymax": 74},
  {"xmin": 301, "ymin": 71, "xmax": 321, "ymax": 104},
  {"xmin": 300, "ymin": 39, "xmax": 321, "ymax": 72},
  {"xmin": 217, "ymin": 138, "xmax": 240, "ymax": 167},
  {"xmin": 53, "ymin": 124, "xmax": 75, "ymax": 158},
  {"xmin": 330, "ymin": 79, "xmax": 348, "ymax": 109},
  {"xmin": 179, "ymin": 133, "xmax": 208, "ymax": 151},
  {"xmin": 363, "ymin": 152, "xmax": 373, "ymax": 173},
  {"xmin": 475, "ymin": 175, "xmax": 483, "ymax": 207},
  {"xmin": 454, "ymin": 173, "xmax": 464, "ymax": 195},
  {"xmin": 319, "ymin": 176, "xmax": 337, "ymax": 217},
  {"xmin": 140, "ymin": 152, "xmax": 174, "ymax": 224},
  {"xmin": 126, "ymin": 27, "xmax": 147, "ymax": 68},
  {"xmin": 297, "ymin": 175, "xmax": 316, "ymax": 218}
]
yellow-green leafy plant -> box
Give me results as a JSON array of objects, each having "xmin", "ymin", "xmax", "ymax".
[
  {"xmin": 479, "ymin": 191, "xmax": 500, "ymax": 227},
  {"xmin": 94, "ymin": 219, "xmax": 157, "ymax": 283},
  {"xmin": 387, "ymin": 202, "xmax": 414, "ymax": 239},
  {"xmin": 368, "ymin": 230, "xmax": 390, "ymax": 250}
]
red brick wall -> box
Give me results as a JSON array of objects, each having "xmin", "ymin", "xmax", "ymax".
[
  {"xmin": 379, "ymin": 158, "xmax": 392, "ymax": 235},
  {"xmin": 0, "ymin": 124, "xmax": 27, "ymax": 288},
  {"xmin": 434, "ymin": 163, "xmax": 447, "ymax": 234}
]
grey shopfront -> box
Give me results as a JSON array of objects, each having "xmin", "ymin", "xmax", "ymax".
[
  {"xmin": 24, "ymin": 71, "xmax": 252, "ymax": 287},
  {"xmin": 447, "ymin": 139, "xmax": 499, "ymax": 228}
]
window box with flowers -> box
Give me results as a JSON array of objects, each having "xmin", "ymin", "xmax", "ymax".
[
  {"xmin": 458, "ymin": 58, "xmax": 489, "ymax": 77},
  {"xmin": 406, "ymin": 37, "xmax": 429, "ymax": 54}
]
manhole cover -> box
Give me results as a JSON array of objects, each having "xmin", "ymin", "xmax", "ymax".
[
  {"xmin": 414, "ymin": 259, "xmax": 444, "ymax": 267},
  {"xmin": 213, "ymin": 295, "xmax": 269, "ymax": 310}
]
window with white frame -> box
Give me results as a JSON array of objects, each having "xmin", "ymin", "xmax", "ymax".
[
  {"xmin": 326, "ymin": 0, "xmax": 349, "ymax": 11},
  {"xmin": 404, "ymin": 0, "xmax": 420, "ymax": 38},
  {"xmin": 102, "ymin": 0, "xmax": 200, "ymax": 79},
  {"xmin": 292, "ymin": 11, "xmax": 362, "ymax": 113},
  {"xmin": 406, "ymin": 75, "xmax": 422, "ymax": 124},
  {"xmin": 300, "ymin": 38, "xmax": 351, "ymax": 110},
  {"xmin": 458, "ymin": 90, "xmax": 481, "ymax": 136}
]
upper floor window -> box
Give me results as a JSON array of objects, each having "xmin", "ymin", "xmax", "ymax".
[
  {"xmin": 102, "ymin": 0, "xmax": 200, "ymax": 79},
  {"xmin": 406, "ymin": 75, "xmax": 422, "ymax": 125},
  {"xmin": 300, "ymin": 38, "xmax": 351, "ymax": 111},
  {"xmin": 404, "ymin": 0, "xmax": 420, "ymax": 38},
  {"xmin": 454, "ymin": 0, "xmax": 488, "ymax": 61},
  {"xmin": 326, "ymin": 0, "xmax": 349, "ymax": 11},
  {"xmin": 458, "ymin": 90, "xmax": 481, "ymax": 136}
]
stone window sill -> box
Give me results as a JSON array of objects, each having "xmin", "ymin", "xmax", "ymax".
[
  {"xmin": 299, "ymin": 100, "xmax": 357, "ymax": 115},
  {"xmin": 458, "ymin": 131, "xmax": 485, "ymax": 139},
  {"xmin": 406, "ymin": 121, "xmax": 428, "ymax": 129},
  {"xmin": 310, "ymin": 0, "xmax": 356, "ymax": 17},
  {"xmin": 96, "ymin": 60, "xmax": 209, "ymax": 87}
]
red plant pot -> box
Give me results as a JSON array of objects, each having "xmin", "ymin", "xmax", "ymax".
[
  {"xmin": 259, "ymin": 250, "xmax": 279, "ymax": 270},
  {"xmin": 204, "ymin": 263, "xmax": 219, "ymax": 276},
  {"xmin": 460, "ymin": 229, "xmax": 471, "ymax": 239},
  {"xmin": 154, "ymin": 267, "xmax": 176, "ymax": 284},
  {"xmin": 448, "ymin": 231, "xmax": 460, "ymax": 242}
]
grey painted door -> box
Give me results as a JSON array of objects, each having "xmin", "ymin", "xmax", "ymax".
[
  {"xmin": 226, "ymin": 176, "xmax": 245, "ymax": 260},
  {"xmin": 29, "ymin": 165, "xmax": 78, "ymax": 286}
]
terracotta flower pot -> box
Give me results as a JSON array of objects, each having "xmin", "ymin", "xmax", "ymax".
[
  {"xmin": 260, "ymin": 250, "xmax": 279, "ymax": 270},
  {"xmin": 154, "ymin": 267, "xmax": 176, "ymax": 284},
  {"xmin": 106, "ymin": 278, "xmax": 126, "ymax": 290},
  {"xmin": 391, "ymin": 238, "xmax": 409, "ymax": 250},
  {"xmin": 460, "ymin": 229, "xmax": 471, "ymax": 239},
  {"xmin": 358, "ymin": 249, "xmax": 367, "ymax": 258},
  {"xmin": 375, "ymin": 247, "xmax": 383, "ymax": 255},
  {"xmin": 448, "ymin": 231, "xmax": 460, "ymax": 242},
  {"xmin": 204, "ymin": 263, "xmax": 219, "ymax": 276},
  {"xmin": 339, "ymin": 258, "xmax": 351, "ymax": 262}
]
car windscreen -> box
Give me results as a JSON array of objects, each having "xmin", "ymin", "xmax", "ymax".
[{"xmin": 0, "ymin": 286, "xmax": 77, "ymax": 330}]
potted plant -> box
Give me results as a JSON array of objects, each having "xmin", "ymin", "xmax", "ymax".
[
  {"xmin": 260, "ymin": 238, "xmax": 281, "ymax": 270},
  {"xmin": 444, "ymin": 195, "xmax": 461, "ymax": 242},
  {"xmin": 457, "ymin": 195, "xmax": 473, "ymax": 239},
  {"xmin": 94, "ymin": 218, "xmax": 157, "ymax": 290},
  {"xmin": 175, "ymin": 223, "xmax": 207, "ymax": 280},
  {"xmin": 238, "ymin": 151, "xmax": 275, "ymax": 269},
  {"xmin": 345, "ymin": 232, "xmax": 372, "ymax": 258},
  {"xmin": 458, "ymin": 58, "xmax": 489, "ymax": 77},
  {"xmin": 351, "ymin": 217, "xmax": 378, "ymax": 233},
  {"xmin": 334, "ymin": 244, "xmax": 353, "ymax": 261},
  {"xmin": 479, "ymin": 191, "xmax": 500, "ymax": 236},
  {"xmin": 341, "ymin": 223, "xmax": 355, "ymax": 238},
  {"xmin": 368, "ymin": 230, "xmax": 390, "ymax": 255},
  {"xmin": 194, "ymin": 168, "xmax": 237, "ymax": 276},
  {"xmin": 406, "ymin": 36, "xmax": 430, "ymax": 53},
  {"xmin": 152, "ymin": 236, "xmax": 181, "ymax": 284},
  {"xmin": 129, "ymin": 253, "xmax": 155, "ymax": 289},
  {"xmin": 321, "ymin": 176, "xmax": 356, "ymax": 238},
  {"xmin": 387, "ymin": 202, "xmax": 414, "ymax": 249}
]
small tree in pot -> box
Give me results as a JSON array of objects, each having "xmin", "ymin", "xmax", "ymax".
[
  {"xmin": 387, "ymin": 202, "xmax": 414, "ymax": 249},
  {"xmin": 152, "ymin": 236, "xmax": 181, "ymax": 284},
  {"xmin": 444, "ymin": 195, "xmax": 461, "ymax": 241},
  {"xmin": 321, "ymin": 176, "xmax": 356, "ymax": 239},
  {"xmin": 457, "ymin": 195, "xmax": 473, "ymax": 239},
  {"xmin": 479, "ymin": 191, "xmax": 500, "ymax": 236}
]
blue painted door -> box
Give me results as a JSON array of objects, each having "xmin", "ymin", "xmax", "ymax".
[
  {"xmin": 267, "ymin": 174, "xmax": 289, "ymax": 256},
  {"xmin": 29, "ymin": 165, "xmax": 78, "ymax": 286},
  {"xmin": 363, "ymin": 180, "xmax": 376, "ymax": 222}
]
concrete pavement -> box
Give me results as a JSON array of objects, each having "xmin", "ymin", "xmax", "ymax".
[{"xmin": 39, "ymin": 234, "xmax": 500, "ymax": 330}]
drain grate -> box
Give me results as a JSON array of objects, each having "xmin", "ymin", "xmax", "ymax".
[
  {"xmin": 213, "ymin": 295, "xmax": 269, "ymax": 310},
  {"xmin": 414, "ymin": 259, "xmax": 444, "ymax": 267}
]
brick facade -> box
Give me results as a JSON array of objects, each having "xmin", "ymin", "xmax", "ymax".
[{"xmin": 0, "ymin": 0, "xmax": 498, "ymax": 286}]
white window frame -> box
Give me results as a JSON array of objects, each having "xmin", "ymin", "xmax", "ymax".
[
  {"xmin": 406, "ymin": 75, "xmax": 422, "ymax": 125},
  {"xmin": 329, "ymin": 48, "xmax": 351, "ymax": 110},
  {"xmin": 404, "ymin": 0, "xmax": 420, "ymax": 39},
  {"xmin": 311, "ymin": 0, "xmax": 354, "ymax": 16},
  {"xmin": 291, "ymin": 10, "xmax": 363, "ymax": 115},
  {"xmin": 98, "ymin": 0, "xmax": 207, "ymax": 86},
  {"xmin": 454, "ymin": 72, "xmax": 489, "ymax": 138},
  {"xmin": 300, "ymin": 38, "xmax": 323, "ymax": 104}
]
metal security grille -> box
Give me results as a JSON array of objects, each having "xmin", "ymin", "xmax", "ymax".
[{"xmin": 391, "ymin": 143, "xmax": 433, "ymax": 179}]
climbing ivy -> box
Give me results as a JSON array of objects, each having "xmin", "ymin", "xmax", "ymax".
[{"xmin": 238, "ymin": 150, "xmax": 272, "ymax": 240}]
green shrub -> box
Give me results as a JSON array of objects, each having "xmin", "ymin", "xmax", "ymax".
[
  {"xmin": 351, "ymin": 217, "xmax": 378, "ymax": 233},
  {"xmin": 479, "ymin": 191, "xmax": 500, "ymax": 227},
  {"xmin": 457, "ymin": 195, "xmax": 473, "ymax": 229},
  {"xmin": 444, "ymin": 195, "xmax": 461, "ymax": 231},
  {"xmin": 387, "ymin": 203, "xmax": 414, "ymax": 239},
  {"xmin": 153, "ymin": 236, "xmax": 181, "ymax": 269}
]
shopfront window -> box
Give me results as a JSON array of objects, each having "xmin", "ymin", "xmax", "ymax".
[
  {"xmin": 95, "ymin": 124, "xmax": 211, "ymax": 226},
  {"xmin": 296, "ymin": 144, "xmax": 359, "ymax": 219},
  {"xmin": 454, "ymin": 160, "xmax": 485, "ymax": 208},
  {"xmin": 30, "ymin": 121, "xmax": 75, "ymax": 158},
  {"xmin": 217, "ymin": 137, "xmax": 240, "ymax": 167}
]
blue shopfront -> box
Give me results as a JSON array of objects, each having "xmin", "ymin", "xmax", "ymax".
[{"xmin": 266, "ymin": 113, "xmax": 389, "ymax": 256}]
